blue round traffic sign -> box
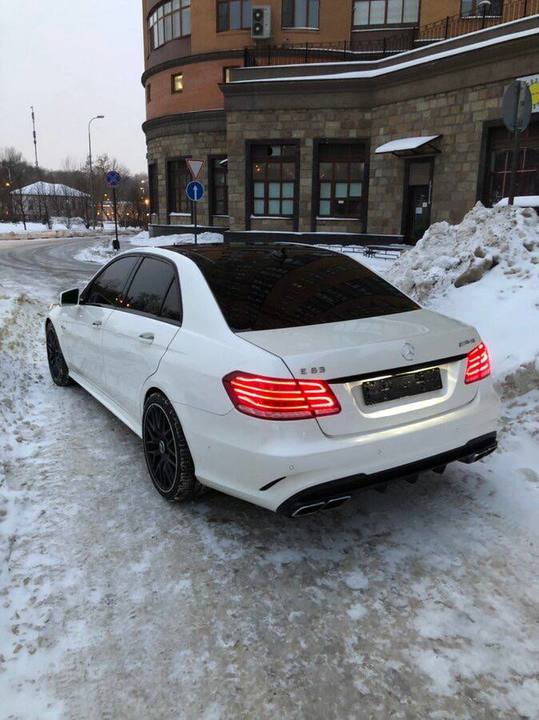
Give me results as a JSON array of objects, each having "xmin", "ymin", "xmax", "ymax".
[
  {"xmin": 106, "ymin": 170, "xmax": 121, "ymax": 187},
  {"xmin": 186, "ymin": 180, "xmax": 204, "ymax": 202}
]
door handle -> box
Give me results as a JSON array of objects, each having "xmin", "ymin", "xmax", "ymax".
[
  {"xmin": 92, "ymin": 320, "xmax": 102, "ymax": 327},
  {"xmin": 138, "ymin": 332, "xmax": 154, "ymax": 342}
]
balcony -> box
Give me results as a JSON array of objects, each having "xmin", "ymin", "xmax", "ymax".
[{"xmin": 243, "ymin": 0, "xmax": 538, "ymax": 67}]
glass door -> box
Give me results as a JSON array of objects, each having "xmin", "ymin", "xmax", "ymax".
[{"xmin": 403, "ymin": 159, "xmax": 434, "ymax": 243}]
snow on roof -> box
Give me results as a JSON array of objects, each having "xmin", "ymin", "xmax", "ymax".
[
  {"xmin": 13, "ymin": 181, "xmax": 89, "ymax": 198},
  {"xmin": 375, "ymin": 136, "xmax": 441, "ymax": 154},
  {"xmin": 495, "ymin": 196, "xmax": 539, "ymax": 207},
  {"xmin": 234, "ymin": 26, "xmax": 539, "ymax": 85}
]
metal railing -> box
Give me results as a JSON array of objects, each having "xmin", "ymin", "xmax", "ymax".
[
  {"xmin": 417, "ymin": 0, "xmax": 539, "ymax": 41},
  {"xmin": 243, "ymin": 0, "xmax": 538, "ymax": 67}
]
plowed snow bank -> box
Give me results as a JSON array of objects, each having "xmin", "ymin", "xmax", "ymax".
[{"xmin": 387, "ymin": 204, "xmax": 539, "ymax": 389}]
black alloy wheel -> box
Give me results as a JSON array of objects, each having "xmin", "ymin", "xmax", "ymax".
[
  {"xmin": 142, "ymin": 392, "xmax": 204, "ymax": 502},
  {"xmin": 46, "ymin": 324, "xmax": 72, "ymax": 386}
]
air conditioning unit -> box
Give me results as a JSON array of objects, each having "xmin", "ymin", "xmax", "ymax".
[{"xmin": 252, "ymin": 6, "xmax": 271, "ymax": 39}]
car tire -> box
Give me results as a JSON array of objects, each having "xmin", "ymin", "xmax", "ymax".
[
  {"xmin": 142, "ymin": 392, "xmax": 205, "ymax": 502},
  {"xmin": 46, "ymin": 323, "xmax": 73, "ymax": 387}
]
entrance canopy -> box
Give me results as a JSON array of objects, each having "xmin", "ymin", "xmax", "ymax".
[{"xmin": 375, "ymin": 135, "xmax": 442, "ymax": 157}]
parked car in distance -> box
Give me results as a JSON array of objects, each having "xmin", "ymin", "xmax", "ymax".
[{"xmin": 46, "ymin": 243, "xmax": 499, "ymax": 517}]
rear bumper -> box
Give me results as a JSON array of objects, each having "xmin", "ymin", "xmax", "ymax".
[
  {"xmin": 276, "ymin": 431, "xmax": 497, "ymax": 517},
  {"xmin": 175, "ymin": 378, "xmax": 499, "ymax": 513}
]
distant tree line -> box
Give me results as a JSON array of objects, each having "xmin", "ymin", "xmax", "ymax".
[{"xmin": 0, "ymin": 146, "xmax": 149, "ymax": 229}]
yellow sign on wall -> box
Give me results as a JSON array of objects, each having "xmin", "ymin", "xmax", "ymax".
[{"xmin": 519, "ymin": 74, "xmax": 539, "ymax": 112}]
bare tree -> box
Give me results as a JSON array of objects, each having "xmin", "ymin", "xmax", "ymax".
[{"xmin": 1, "ymin": 147, "xmax": 34, "ymax": 229}]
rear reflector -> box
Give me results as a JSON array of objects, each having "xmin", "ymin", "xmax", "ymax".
[
  {"xmin": 464, "ymin": 342, "xmax": 491, "ymax": 384},
  {"xmin": 223, "ymin": 371, "xmax": 341, "ymax": 421}
]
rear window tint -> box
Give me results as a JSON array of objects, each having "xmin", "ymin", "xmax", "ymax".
[
  {"xmin": 160, "ymin": 278, "xmax": 182, "ymax": 322},
  {"xmin": 177, "ymin": 245, "xmax": 418, "ymax": 331},
  {"xmin": 124, "ymin": 258, "xmax": 175, "ymax": 317}
]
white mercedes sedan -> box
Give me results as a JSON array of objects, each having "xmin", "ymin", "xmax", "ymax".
[{"xmin": 46, "ymin": 243, "xmax": 499, "ymax": 517}]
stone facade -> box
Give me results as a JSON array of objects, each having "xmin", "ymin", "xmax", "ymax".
[
  {"xmin": 225, "ymin": 78, "xmax": 524, "ymax": 236},
  {"xmin": 144, "ymin": 18, "xmax": 539, "ymax": 240},
  {"xmin": 144, "ymin": 112, "xmax": 226, "ymax": 226},
  {"xmin": 369, "ymin": 82, "xmax": 506, "ymax": 233},
  {"xmin": 227, "ymin": 109, "xmax": 372, "ymax": 234}
]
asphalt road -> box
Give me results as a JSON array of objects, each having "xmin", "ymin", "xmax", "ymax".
[
  {"xmin": 0, "ymin": 236, "xmax": 102, "ymax": 295},
  {"xmin": 1, "ymin": 237, "xmax": 538, "ymax": 720}
]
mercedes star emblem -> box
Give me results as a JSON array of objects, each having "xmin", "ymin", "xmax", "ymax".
[{"xmin": 401, "ymin": 343, "xmax": 416, "ymax": 361}]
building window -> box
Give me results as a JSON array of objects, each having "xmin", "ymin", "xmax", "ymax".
[
  {"xmin": 282, "ymin": 0, "xmax": 320, "ymax": 28},
  {"xmin": 149, "ymin": 0, "xmax": 191, "ymax": 50},
  {"xmin": 146, "ymin": 83, "xmax": 151, "ymax": 103},
  {"xmin": 353, "ymin": 0, "xmax": 419, "ymax": 26},
  {"xmin": 316, "ymin": 143, "xmax": 366, "ymax": 219},
  {"xmin": 461, "ymin": 0, "xmax": 503, "ymax": 17},
  {"xmin": 167, "ymin": 159, "xmax": 191, "ymax": 215},
  {"xmin": 217, "ymin": 0, "xmax": 252, "ymax": 32},
  {"xmin": 210, "ymin": 157, "xmax": 229, "ymax": 216},
  {"xmin": 251, "ymin": 144, "xmax": 297, "ymax": 217},
  {"xmin": 223, "ymin": 66, "xmax": 240, "ymax": 83},
  {"xmin": 171, "ymin": 72, "xmax": 184, "ymax": 93},
  {"xmin": 486, "ymin": 125, "xmax": 538, "ymax": 204},
  {"xmin": 148, "ymin": 163, "xmax": 159, "ymax": 216}
]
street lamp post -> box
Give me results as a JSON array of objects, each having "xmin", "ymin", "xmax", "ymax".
[
  {"xmin": 478, "ymin": 0, "xmax": 491, "ymax": 29},
  {"xmin": 88, "ymin": 115, "xmax": 104, "ymax": 229}
]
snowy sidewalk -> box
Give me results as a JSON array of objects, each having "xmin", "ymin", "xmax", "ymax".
[{"xmin": 1, "ymin": 225, "xmax": 538, "ymax": 719}]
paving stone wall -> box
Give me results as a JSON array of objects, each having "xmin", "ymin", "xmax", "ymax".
[
  {"xmin": 146, "ymin": 128, "xmax": 227, "ymax": 227},
  {"xmin": 227, "ymin": 109, "xmax": 372, "ymax": 233}
]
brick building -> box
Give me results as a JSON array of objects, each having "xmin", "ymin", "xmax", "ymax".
[{"xmin": 141, "ymin": 1, "xmax": 539, "ymax": 241}]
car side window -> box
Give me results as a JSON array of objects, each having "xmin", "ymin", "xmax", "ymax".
[
  {"xmin": 160, "ymin": 277, "xmax": 182, "ymax": 323},
  {"xmin": 123, "ymin": 257, "xmax": 175, "ymax": 318},
  {"xmin": 84, "ymin": 256, "xmax": 140, "ymax": 307}
]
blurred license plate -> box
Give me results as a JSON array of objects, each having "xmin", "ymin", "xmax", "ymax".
[{"xmin": 362, "ymin": 367, "xmax": 442, "ymax": 406}]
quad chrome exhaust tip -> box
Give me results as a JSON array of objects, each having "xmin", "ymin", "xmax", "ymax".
[{"xmin": 291, "ymin": 495, "xmax": 352, "ymax": 518}]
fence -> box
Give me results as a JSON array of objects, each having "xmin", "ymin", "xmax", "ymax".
[{"xmin": 417, "ymin": 0, "xmax": 539, "ymax": 41}]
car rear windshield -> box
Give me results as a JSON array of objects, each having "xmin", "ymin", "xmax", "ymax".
[{"xmin": 177, "ymin": 245, "xmax": 419, "ymax": 332}]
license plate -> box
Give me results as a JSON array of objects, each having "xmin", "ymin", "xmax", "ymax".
[{"xmin": 362, "ymin": 367, "xmax": 443, "ymax": 406}]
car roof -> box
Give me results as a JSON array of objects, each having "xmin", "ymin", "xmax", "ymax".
[{"xmin": 159, "ymin": 242, "xmax": 337, "ymax": 263}]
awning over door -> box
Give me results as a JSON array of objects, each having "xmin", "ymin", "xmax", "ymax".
[{"xmin": 375, "ymin": 135, "xmax": 442, "ymax": 157}]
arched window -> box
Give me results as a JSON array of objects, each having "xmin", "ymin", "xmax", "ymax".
[{"xmin": 148, "ymin": 0, "xmax": 191, "ymax": 50}]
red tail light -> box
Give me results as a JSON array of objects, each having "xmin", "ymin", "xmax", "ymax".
[
  {"xmin": 464, "ymin": 342, "xmax": 491, "ymax": 384},
  {"xmin": 223, "ymin": 371, "xmax": 341, "ymax": 421}
]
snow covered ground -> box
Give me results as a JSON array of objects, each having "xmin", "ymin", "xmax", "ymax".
[
  {"xmin": 73, "ymin": 230, "xmax": 225, "ymax": 264},
  {"xmin": 1, "ymin": 214, "xmax": 539, "ymax": 719},
  {"xmin": 0, "ymin": 222, "xmax": 141, "ymax": 238}
]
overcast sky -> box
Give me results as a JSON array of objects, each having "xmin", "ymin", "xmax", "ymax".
[{"xmin": 0, "ymin": 0, "xmax": 147, "ymax": 174}]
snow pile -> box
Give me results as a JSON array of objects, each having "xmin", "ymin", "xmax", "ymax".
[
  {"xmin": 129, "ymin": 230, "xmax": 224, "ymax": 248},
  {"xmin": 0, "ymin": 222, "xmax": 50, "ymax": 234},
  {"xmin": 75, "ymin": 231, "xmax": 224, "ymax": 265},
  {"xmin": 387, "ymin": 203, "xmax": 539, "ymax": 389},
  {"xmin": 74, "ymin": 241, "xmax": 118, "ymax": 264}
]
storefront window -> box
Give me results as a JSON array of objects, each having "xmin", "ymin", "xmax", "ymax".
[
  {"xmin": 486, "ymin": 123, "xmax": 538, "ymax": 204},
  {"xmin": 148, "ymin": 163, "xmax": 159, "ymax": 216},
  {"xmin": 211, "ymin": 158, "xmax": 229, "ymax": 216},
  {"xmin": 316, "ymin": 144, "xmax": 366, "ymax": 219},
  {"xmin": 251, "ymin": 145, "xmax": 297, "ymax": 217},
  {"xmin": 167, "ymin": 159, "xmax": 191, "ymax": 215}
]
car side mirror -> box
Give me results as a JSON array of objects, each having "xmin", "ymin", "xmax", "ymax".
[{"xmin": 60, "ymin": 288, "xmax": 80, "ymax": 305}]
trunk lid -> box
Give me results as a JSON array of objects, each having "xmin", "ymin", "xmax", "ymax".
[{"xmin": 238, "ymin": 309, "xmax": 480, "ymax": 437}]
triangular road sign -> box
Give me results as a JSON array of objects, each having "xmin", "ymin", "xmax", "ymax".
[{"xmin": 187, "ymin": 159, "xmax": 205, "ymax": 179}]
